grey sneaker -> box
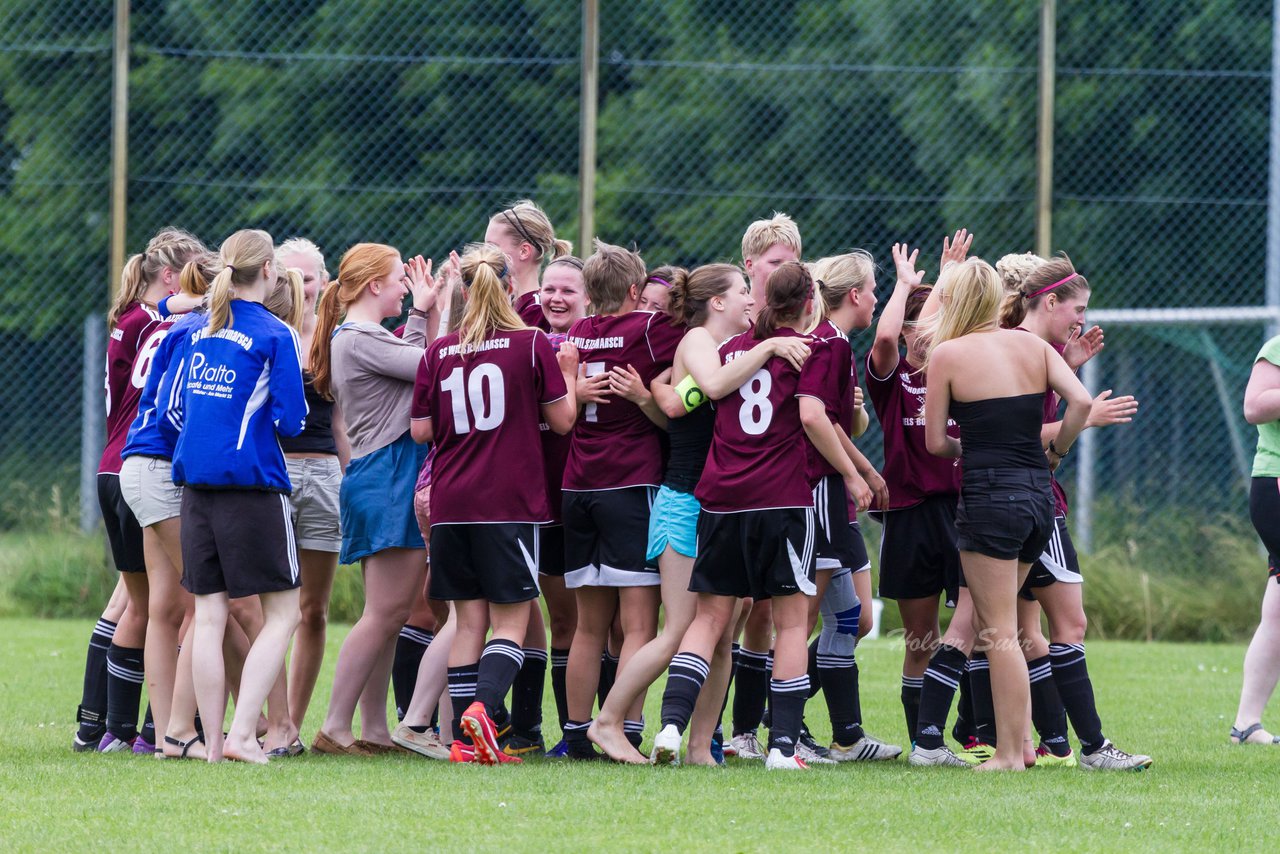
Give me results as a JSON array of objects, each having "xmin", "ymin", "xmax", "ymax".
[
  {"xmin": 794, "ymin": 738, "xmax": 837, "ymax": 766},
  {"xmin": 909, "ymin": 744, "xmax": 968, "ymax": 767},
  {"xmin": 829, "ymin": 734, "xmax": 903, "ymax": 762},
  {"xmin": 728, "ymin": 732, "xmax": 765, "ymax": 760},
  {"xmin": 1080, "ymin": 740, "xmax": 1152, "ymax": 771}
]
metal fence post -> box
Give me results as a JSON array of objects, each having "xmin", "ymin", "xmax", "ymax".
[
  {"xmin": 1035, "ymin": 0, "xmax": 1056, "ymax": 259},
  {"xmin": 1267, "ymin": 0, "xmax": 1280, "ymax": 339},
  {"xmin": 80, "ymin": 315, "xmax": 105, "ymax": 533},
  {"xmin": 578, "ymin": 0, "xmax": 599, "ymax": 252},
  {"xmin": 109, "ymin": 0, "xmax": 130, "ymax": 300},
  {"xmin": 1076, "ymin": 354, "xmax": 1098, "ymax": 553}
]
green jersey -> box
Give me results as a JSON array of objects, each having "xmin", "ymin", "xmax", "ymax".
[{"xmin": 1253, "ymin": 335, "xmax": 1280, "ymax": 478}]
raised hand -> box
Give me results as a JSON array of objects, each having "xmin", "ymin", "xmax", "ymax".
[
  {"xmin": 1085, "ymin": 389, "xmax": 1138, "ymax": 428},
  {"xmin": 1063, "ymin": 325, "xmax": 1104, "ymax": 369},
  {"xmin": 892, "ymin": 242, "xmax": 925, "ymax": 287},
  {"xmin": 404, "ymin": 255, "xmax": 440, "ymax": 313},
  {"xmin": 939, "ymin": 228, "xmax": 972, "ymax": 273},
  {"xmin": 556, "ymin": 340, "xmax": 580, "ymax": 376}
]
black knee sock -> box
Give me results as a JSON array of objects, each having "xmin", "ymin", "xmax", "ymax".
[
  {"xmin": 660, "ymin": 652, "xmax": 710, "ymax": 732},
  {"xmin": 767, "ymin": 676, "xmax": 809, "ymax": 757},
  {"xmin": 510, "ymin": 648, "xmax": 547, "ymax": 737},
  {"xmin": 139, "ymin": 705, "xmax": 155, "ymax": 746},
  {"xmin": 474, "ymin": 639, "xmax": 524, "ymax": 717},
  {"xmin": 447, "ymin": 664, "xmax": 479, "ymax": 742},
  {"xmin": 968, "ymin": 652, "xmax": 996, "ymax": 745},
  {"xmin": 915, "ymin": 643, "xmax": 966, "ymax": 750},
  {"xmin": 817, "ymin": 652, "xmax": 863, "ymax": 745},
  {"xmin": 952, "ymin": 664, "xmax": 975, "ymax": 743},
  {"xmin": 901, "ymin": 674, "xmax": 923, "ymax": 743},
  {"xmin": 1028, "ymin": 655, "xmax": 1071, "ymax": 757},
  {"xmin": 105, "ymin": 643, "xmax": 144, "ymax": 740},
  {"xmin": 597, "ymin": 651, "xmax": 619, "ymax": 709},
  {"xmin": 550, "ymin": 647, "xmax": 570, "ymax": 732},
  {"xmin": 392, "ymin": 625, "xmax": 433, "ymax": 721},
  {"xmin": 624, "ymin": 718, "xmax": 645, "ymax": 748},
  {"xmin": 732, "ymin": 648, "xmax": 770, "ymax": 735},
  {"xmin": 77, "ymin": 617, "xmax": 116, "ymax": 740},
  {"xmin": 806, "ymin": 639, "xmax": 821, "ymax": 699},
  {"xmin": 1049, "ymin": 642, "xmax": 1105, "ymax": 753}
]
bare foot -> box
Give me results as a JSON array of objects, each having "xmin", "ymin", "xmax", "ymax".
[
  {"xmin": 161, "ymin": 733, "xmax": 208, "ymax": 761},
  {"xmin": 223, "ymin": 735, "xmax": 269, "ymax": 765},
  {"xmin": 974, "ymin": 757, "xmax": 1026, "ymax": 772},
  {"xmin": 1232, "ymin": 727, "xmax": 1277, "ymax": 744},
  {"xmin": 685, "ymin": 752, "xmax": 720, "ymax": 767},
  {"xmin": 588, "ymin": 720, "xmax": 648, "ymax": 764},
  {"xmin": 263, "ymin": 724, "xmax": 300, "ymax": 754}
]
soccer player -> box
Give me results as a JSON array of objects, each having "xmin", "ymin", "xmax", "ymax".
[
  {"xmin": 651, "ymin": 262, "xmax": 866, "ymax": 771},
  {"xmin": 921, "ymin": 257, "xmax": 1091, "ymax": 771},
  {"xmin": 1232, "ymin": 329, "xmax": 1280, "ymax": 745},
  {"xmin": 636, "ymin": 267, "xmax": 683, "ymax": 316},
  {"xmin": 559, "ymin": 241, "xmax": 684, "ymax": 759},
  {"xmin": 309, "ymin": 243, "xmax": 443, "ymax": 755},
  {"xmin": 485, "ymin": 199, "xmax": 572, "ymax": 331},
  {"xmin": 168, "ymin": 229, "xmax": 308, "ymax": 763},
  {"xmin": 410, "ymin": 242, "xmax": 578, "ymax": 764}
]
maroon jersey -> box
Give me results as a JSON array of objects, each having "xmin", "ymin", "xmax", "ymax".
[
  {"xmin": 541, "ymin": 331, "xmax": 572, "ymax": 522},
  {"xmin": 865, "ymin": 351, "xmax": 962, "ymax": 509},
  {"xmin": 562, "ymin": 312, "xmax": 682, "ymax": 491},
  {"xmin": 800, "ymin": 320, "xmax": 857, "ymax": 484},
  {"xmin": 1019, "ymin": 331, "xmax": 1070, "ymax": 516},
  {"xmin": 515, "ymin": 291, "xmax": 552, "ymax": 332},
  {"xmin": 696, "ymin": 328, "xmax": 818, "ymax": 513},
  {"xmin": 99, "ymin": 303, "xmax": 169, "ymax": 474},
  {"xmin": 412, "ymin": 328, "xmax": 567, "ymax": 524}
]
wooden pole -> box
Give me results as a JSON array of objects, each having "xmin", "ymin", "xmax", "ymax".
[
  {"xmin": 1035, "ymin": 0, "xmax": 1056, "ymax": 258},
  {"xmin": 109, "ymin": 0, "xmax": 130, "ymax": 298},
  {"xmin": 577, "ymin": 0, "xmax": 599, "ymax": 253}
]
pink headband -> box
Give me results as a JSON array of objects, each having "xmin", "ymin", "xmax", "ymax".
[
  {"xmin": 1024, "ymin": 273, "xmax": 1077, "ymax": 300},
  {"xmin": 647, "ymin": 276, "xmax": 672, "ymax": 289}
]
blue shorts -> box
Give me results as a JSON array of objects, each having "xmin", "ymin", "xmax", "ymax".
[
  {"xmin": 646, "ymin": 485, "xmax": 699, "ymax": 561},
  {"xmin": 339, "ymin": 431, "xmax": 430, "ymax": 565}
]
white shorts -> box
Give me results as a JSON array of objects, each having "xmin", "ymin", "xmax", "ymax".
[
  {"xmin": 286, "ymin": 456, "xmax": 343, "ymax": 553},
  {"xmin": 119, "ymin": 455, "xmax": 183, "ymax": 528}
]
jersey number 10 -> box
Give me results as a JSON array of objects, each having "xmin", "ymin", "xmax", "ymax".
[{"xmin": 440, "ymin": 364, "xmax": 505, "ymax": 434}]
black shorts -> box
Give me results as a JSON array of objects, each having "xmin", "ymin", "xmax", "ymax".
[
  {"xmin": 876, "ymin": 495, "xmax": 961, "ymax": 606},
  {"xmin": 180, "ymin": 488, "xmax": 300, "ymax": 599},
  {"xmin": 429, "ymin": 523, "xmax": 541, "ymax": 604},
  {"xmin": 1019, "ymin": 516, "xmax": 1083, "ymax": 600},
  {"xmin": 813, "ymin": 475, "xmax": 868, "ymax": 572},
  {"xmin": 1250, "ymin": 477, "xmax": 1280, "ymax": 583},
  {"xmin": 97, "ymin": 473, "xmax": 145, "ymax": 573},
  {"xmin": 689, "ymin": 508, "xmax": 817, "ymax": 600},
  {"xmin": 955, "ymin": 468, "xmax": 1055, "ymax": 564},
  {"xmin": 538, "ymin": 524, "xmax": 566, "ymax": 577},
  {"xmin": 562, "ymin": 487, "xmax": 657, "ymax": 588}
]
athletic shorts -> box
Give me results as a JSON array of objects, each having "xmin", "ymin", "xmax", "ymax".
[
  {"xmin": 1250, "ymin": 477, "xmax": 1280, "ymax": 583},
  {"xmin": 1019, "ymin": 516, "xmax": 1082, "ymax": 600},
  {"xmin": 97, "ymin": 473, "xmax": 145, "ymax": 573},
  {"xmin": 813, "ymin": 474, "xmax": 866, "ymax": 572},
  {"xmin": 429, "ymin": 523, "xmax": 541, "ymax": 604},
  {"xmin": 538, "ymin": 524, "xmax": 567, "ymax": 577},
  {"xmin": 955, "ymin": 468, "xmax": 1055, "ymax": 564},
  {"xmin": 562, "ymin": 487, "xmax": 657, "ymax": 588},
  {"xmin": 647, "ymin": 485, "xmax": 699, "ymax": 562},
  {"xmin": 340, "ymin": 432, "xmax": 429, "ymax": 565},
  {"xmin": 875, "ymin": 495, "xmax": 961, "ymax": 606},
  {"xmin": 285, "ymin": 456, "xmax": 342, "ymax": 553},
  {"xmin": 180, "ymin": 487, "xmax": 300, "ymax": 599},
  {"xmin": 119, "ymin": 455, "xmax": 183, "ymax": 528},
  {"xmin": 689, "ymin": 508, "xmax": 817, "ymax": 600}
]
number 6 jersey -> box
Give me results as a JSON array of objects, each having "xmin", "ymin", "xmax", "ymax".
[
  {"xmin": 412, "ymin": 328, "xmax": 568, "ymax": 525},
  {"xmin": 99, "ymin": 302, "xmax": 169, "ymax": 475},
  {"xmin": 695, "ymin": 327, "xmax": 823, "ymax": 513}
]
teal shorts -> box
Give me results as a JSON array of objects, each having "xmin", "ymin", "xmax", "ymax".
[{"xmin": 646, "ymin": 485, "xmax": 700, "ymax": 561}]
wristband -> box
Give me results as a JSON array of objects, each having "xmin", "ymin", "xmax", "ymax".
[
  {"xmin": 408, "ymin": 307, "xmax": 430, "ymax": 319},
  {"xmin": 674, "ymin": 374, "xmax": 707, "ymax": 413},
  {"xmin": 1048, "ymin": 440, "xmax": 1068, "ymax": 457},
  {"xmin": 158, "ymin": 294, "xmax": 172, "ymax": 317}
]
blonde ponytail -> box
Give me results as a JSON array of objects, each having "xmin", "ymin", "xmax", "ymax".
[
  {"xmin": 921, "ymin": 258, "xmax": 1003, "ymax": 369},
  {"xmin": 108, "ymin": 254, "xmax": 147, "ymax": 329},
  {"xmin": 458, "ymin": 242, "xmax": 524, "ymax": 354},
  {"xmin": 206, "ymin": 228, "xmax": 275, "ymax": 336},
  {"xmin": 180, "ymin": 253, "xmax": 222, "ymax": 297},
  {"xmin": 264, "ymin": 268, "xmax": 305, "ymax": 329},
  {"xmin": 205, "ymin": 268, "xmax": 236, "ymax": 335},
  {"xmin": 109, "ymin": 227, "xmax": 210, "ymax": 329}
]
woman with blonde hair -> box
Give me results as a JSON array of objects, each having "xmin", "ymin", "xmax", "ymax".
[{"xmin": 485, "ymin": 199, "xmax": 572, "ymax": 330}]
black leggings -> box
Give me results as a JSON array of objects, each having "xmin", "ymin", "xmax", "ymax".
[{"xmin": 1249, "ymin": 477, "xmax": 1280, "ymax": 582}]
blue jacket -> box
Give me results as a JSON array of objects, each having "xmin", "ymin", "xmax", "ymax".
[
  {"xmin": 122, "ymin": 310, "xmax": 206, "ymax": 461},
  {"xmin": 170, "ymin": 301, "xmax": 308, "ymax": 492}
]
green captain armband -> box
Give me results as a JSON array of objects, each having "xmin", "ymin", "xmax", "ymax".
[{"xmin": 675, "ymin": 374, "xmax": 708, "ymax": 412}]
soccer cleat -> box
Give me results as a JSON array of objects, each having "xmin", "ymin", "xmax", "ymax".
[
  {"xmin": 957, "ymin": 737, "xmax": 996, "ymax": 765},
  {"xmin": 97, "ymin": 732, "xmax": 135, "ymax": 753},
  {"xmin": 502, "ymin": 732, "xmax": 546, "ymax": 759},
  {"xmin": 765, "ymin": 748, "xmax": 809, "ymax": 771},
  {"xmin": 449, "ymin": 740, "xmax": 476, "ymax": 764},
  {"xmin": 650, "ymin": 724, "xmax": 682, "ymax": 766},
  {"xmin": 798, "ymin": 729, "xmax": 832, "ymax": 760},
  {"xmin": 828, "ymin": 734, "xmax": 903, "ymax": 762},
  {"xmin": 391, "ymin": 723, "xmax": 451, "ymax": 760},
  {"xmin": 73, "ymin": 730, "xmax": 104, "ymax": 753},
  {"xmin": 1034, "ymin": 744, "xmax": 1078, "ymax": 768},
  {"xmin": 461, "ymin": 702, "xmax": 520, "ymax": 765},
  {"xmin": 131, "ymin": 736, "xmax": 156, "ymax": 756},
  {"xmin": 794, "ymin": 738, "xmax": 837, "ymax": 766},
  {"xmin": 709, "ymin": 734, "xmax": 725, "ymax": 766},
  {"xmin": 908, "ymin": 744, "xmax": 968, "ymax": 767},
  {"xmin": 728, "ymin": 732, "xmax": 765, "ymax": 760},
  {"xmin": 546, "ymin": 739, "xmax": 570, "ymax": 758},
  {"xmin": 720, "ymin": 738, "xmax": 737, "ymax": 758},
  {"xmin": 1079, "ymin": 741, "xmax": 1152, "ymax": 771}
]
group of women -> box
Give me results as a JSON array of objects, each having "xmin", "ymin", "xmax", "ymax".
[{"xmin": 70, "ymin": 201, "xmax": 1206, "ymax": 770}]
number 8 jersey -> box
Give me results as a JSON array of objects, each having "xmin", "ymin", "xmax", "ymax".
[
  {"xmin": 695, "ymin": 327, "xmax": 823, "ymax": 513},
  {"xmin": 412, "ymin": 328, "xmax": 568, "ymax": 524}
]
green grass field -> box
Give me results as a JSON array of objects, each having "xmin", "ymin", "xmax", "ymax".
[{"xmin": 0, "ymin": 618, "xmax": 1271, "ymax": 852}]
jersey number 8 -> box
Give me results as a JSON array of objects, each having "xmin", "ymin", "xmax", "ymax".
[
  {"xmin": 738, "ymin": 369, "xmax": 773, "ymax": 436},
  {"xmin": 440, "ymin": 364, "xmax": 505, "ymax": 434}
]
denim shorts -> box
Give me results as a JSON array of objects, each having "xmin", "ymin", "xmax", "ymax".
[
  {"xmin": 339, "ymin": 432, "xmax": 430, "ymax": 565},
  {"xmin": 646, "ymin": 485, "xmax": 699, "ymax": 561},
  {"xmin": 955, "ymin": 468, "xmax": 1055, "ymax": 564}
]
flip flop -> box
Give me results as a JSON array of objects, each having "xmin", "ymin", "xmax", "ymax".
[
  {"xmin": 266, "ymin": 737, "xmax": 307, "ymax": 759},
  {"xmin": 1230, "ymin": 723, "xmax": 1280, "ymax": 744}
]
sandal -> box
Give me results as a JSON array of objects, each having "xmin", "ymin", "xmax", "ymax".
[
  {"xmin": 266, "ymin": 737, "xmax": 307, "ymax": 759},
  {"xmin": 163, "ymin": 734, "xmax": 205, "ymax": 760},
  {"xmin": 311, "ymin": 731, "xmax": 372, "ymax": 756},
  {"xmin": 1230, "ymin": 723, "xmax": 1280, "ymax": 744}
]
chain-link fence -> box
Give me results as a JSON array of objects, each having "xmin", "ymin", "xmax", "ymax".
[{"xmin": 0, "ymin": 1, "xmax": 1275, "ymax": 567}]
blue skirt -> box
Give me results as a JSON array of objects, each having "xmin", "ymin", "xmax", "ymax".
[{"xmin": 339, "ymin": 432, "xmax": 430, "ymax": 565}]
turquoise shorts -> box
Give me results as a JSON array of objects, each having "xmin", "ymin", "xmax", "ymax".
[{"xmin": 646, "ymin": 485, "xmax": 700, "ymax": 561}]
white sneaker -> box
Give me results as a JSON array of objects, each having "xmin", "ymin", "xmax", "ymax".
[
  {"xmin": 728, "ymin": 732, "xmax": 764, "ymax": 760},
  {"xmin": 908, "ymin": 744, "xmax": 968, "ymax": 767},
  {"xmin": 794, "ymin": 738, "xmax": 837, "ymax": 766},
  {"xmin": 765, "ymin": 748, "xmax": 809, "ymax": 771},
  {"xmin": 650, "ymin": 724, "xmax": 682, "ymax": 766},
  {"xmin": 391, "ymin": 722, "xmax": 450, "ymax": 760},
  {"xmin": 1080, "ymin": 740, "xmax": 1152, "ymax": 771},
  {"xmin": 829, "ymin": 734, "xmax": 903, "ymax": 762}
]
